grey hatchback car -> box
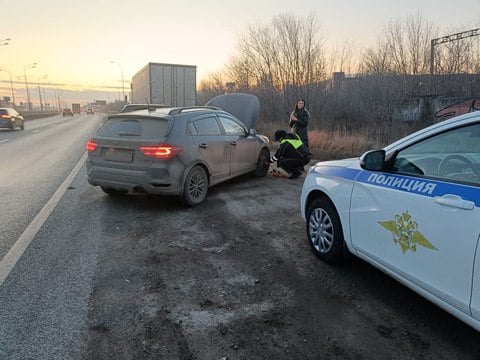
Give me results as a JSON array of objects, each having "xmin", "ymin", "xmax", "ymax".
[
  {"xmin": 86, "ymin": 93, "xmax": 270, "ymax": 206},
  {"xmin": 0, "ymin": 107, "xmax": 24, "ymax": 130}
]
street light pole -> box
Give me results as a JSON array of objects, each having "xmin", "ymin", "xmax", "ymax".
[
  {"xmin": 24, "ymin": 62, "xmax": 37, "ymax": 110},
  {"xmin": 0, "ymin": 39, "xmax": 13, "ymax": 107},
  {"xmin": 0, "ymin": 67, "xmax": 15, "ymax": 108},
  {"xmin": 110, "ymin": 61, "xmax": 125, "ymax": 103},
  {"xmin": 37, "ymin": 74, "xmax": 47, "ymax": 111}
]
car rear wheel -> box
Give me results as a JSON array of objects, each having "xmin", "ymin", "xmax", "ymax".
[
  {"xmin": 306, "ymin": 197, "xmax": 347, "ymax": 264},
  {"xmin": 101, "ymin": 186, "xmax": 128, "ymax": 197},
  {"xmin": 182, "ymin": 165, "xmax": 208, "ymax": 206},
  {"xmin": 251, "ymin": 148, "xmax": 270, "ymax": 177}
]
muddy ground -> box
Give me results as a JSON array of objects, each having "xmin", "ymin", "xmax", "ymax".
[{"xmin": 81, "ymin": 168, "xmax": 480, "ymax": 360}]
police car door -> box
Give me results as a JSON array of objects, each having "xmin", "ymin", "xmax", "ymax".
[{"xmin": 350, "ymin": 123, "xmax": 480, "ymax": 317}]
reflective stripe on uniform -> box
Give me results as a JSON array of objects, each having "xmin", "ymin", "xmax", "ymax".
[{"xmin": 280, "ymin": 134, "xmax": 303, "ymax": 149}]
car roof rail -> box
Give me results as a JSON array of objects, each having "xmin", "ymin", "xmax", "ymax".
[{"xmin": 167, "ymin": 106, "xmax": 221, "ymax": 115}]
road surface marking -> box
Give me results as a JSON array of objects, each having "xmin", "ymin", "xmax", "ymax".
[
  {"xmin": 32, "ymin": 129, "xmax": 40, "ymax": 133},
  {"xmin": 0, "ymin": 139, "xmax": 8, "ymax": 144},
  {"xmin": 0, "ymin": 152, "xmax": 87, "ymax": 287}
]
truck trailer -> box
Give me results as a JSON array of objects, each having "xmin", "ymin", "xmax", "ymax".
[
  {"xmin": 71, "ymin": 103, "xmax": 81, "ymax": 114},
  {"xmin": 130, "ymin": 62, "xmax": 196, "ymax": 107}
]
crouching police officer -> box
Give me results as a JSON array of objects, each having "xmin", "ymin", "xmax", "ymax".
[{"xmin": 269, "ymin": 129, "xmax": 311, "ymax": 179}]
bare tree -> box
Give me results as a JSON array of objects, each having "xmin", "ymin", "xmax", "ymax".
[
  {"xmin": 224, "ymin": 12, "xmax": 327, "ymax": 122},
  {"xmin": 197, "ymin": 72, "xmax": 225, "ymax": 105},
  {"xmin": 435, "ymin": 29, "xmax": 480, "ymax": 74},
  {"xmin": 362, "ymin": 12, "xmax": 435, "ymax": 75},
  {"xmin": 359, "ymin": 40, "xmax": 392, "ymax": 75},
  {"xmin": 328, "ymin": 40, "xmax": 359, "ymax": 76}
]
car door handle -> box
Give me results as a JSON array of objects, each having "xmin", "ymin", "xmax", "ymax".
[
  {"xmin": 434, "ymin": 195, "xmax": 475, "ymax": 210},
  {"xmin": 198, "ymin": 143, "xmax": 208, "ymax": 149},
  {"xmin": 230, "ymin": 141, "xmax": 237, "ymax": 146}
]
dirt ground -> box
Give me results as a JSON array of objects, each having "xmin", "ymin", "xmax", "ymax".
[{"xmin": 82, "ymin": 166, "xmax": 480, "ymax": 360}]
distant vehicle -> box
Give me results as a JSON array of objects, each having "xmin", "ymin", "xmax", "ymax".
[
  {"xmin": 301, "ymin": 111, "xmax": 480, "ymax": 332},
  {"xmin": 86, "ymin": 93, "xmax": 270, "ymax": 206},
  {"xmin": 62, "ymin": 108, "xmax": 74, "ymax": 117},
  {"xmin": 130, "ymin": 62, "xmax": 196, "ymax": 106},
  {"xmin": 120, "ymin": 103, "xmax": 168, "ymax": 113},
  {"xmin": 0, "ymin": 107, "xmax": 24, "ymax": 130},
  {"xmin": 71, "ymin": 103, "xmax": 81, "ymax": 114},
  {"xmin": 86, "ymin": 108, "xmax": 94, "ymax": 115}
]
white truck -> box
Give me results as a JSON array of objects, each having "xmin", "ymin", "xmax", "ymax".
[{"xmin": 130, "ymin": 62, "xmax": 197, "ymax": 107}]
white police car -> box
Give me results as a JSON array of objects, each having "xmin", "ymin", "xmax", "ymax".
[{"xmin": 300, "ymin": 111, "xmax": 480, "ymax": 331}]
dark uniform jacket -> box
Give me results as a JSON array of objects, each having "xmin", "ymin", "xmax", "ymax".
[{"xmin": 271, "ymin": 133, "xmax": 310, "ymax": 163}]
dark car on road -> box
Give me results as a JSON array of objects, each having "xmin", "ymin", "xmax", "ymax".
[
  {"xmin": 62, "ymin": 108, "xmax": 73, "ymax": 117},
  {"xmin": 86, "ymin": 108, "xmax": 94, "ymax": 115},
  {"xmin": 86, "ymin": 93, "xmax": 270, "ymax": 206},
  {"xmin": 0, "ymin": 107, "xmax": 24, "ymax": 130}
]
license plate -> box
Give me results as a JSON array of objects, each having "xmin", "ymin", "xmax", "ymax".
[{"xmin": 104, "ymin": 148, "xmax": 133, "ymax": 162}]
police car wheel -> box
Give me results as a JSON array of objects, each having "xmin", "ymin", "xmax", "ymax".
[{"xmin": 306, "ymin": 197, "xmax": 346, "ymax": 264}]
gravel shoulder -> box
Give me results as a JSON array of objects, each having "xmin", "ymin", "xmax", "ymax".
[{"xmin": 80, "ymin": 169, "xmax": 480, "ymax": 359}]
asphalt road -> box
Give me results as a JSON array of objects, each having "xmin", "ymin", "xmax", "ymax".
[{"xmin": 0, "ymin": 115, "xmax": 479, "ymax": 359}]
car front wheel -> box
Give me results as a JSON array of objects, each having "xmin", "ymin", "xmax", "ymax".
[
  {"xmin": 251, "ymin": 148, "xmax": 270, "ymax": 177},
  {"xmin": 306, "ymin": 197, "xmax": 347, "ymax": 264},
  {"xmin": 182, "ymin": 165, "xmax": 208, "ymax": 206}
]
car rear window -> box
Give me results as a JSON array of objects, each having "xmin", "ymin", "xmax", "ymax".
[
  {"xmin": 0, "ymin": 109, "xmax": 8, "ymax": 115},
  {"xmin": 97, "ymin": 117, "xmax": 170, "ymax": 139}
]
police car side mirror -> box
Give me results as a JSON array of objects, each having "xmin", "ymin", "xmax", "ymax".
[{"xmin": 360, "ymin": 150, "xmax": 386, "ymax": 171}]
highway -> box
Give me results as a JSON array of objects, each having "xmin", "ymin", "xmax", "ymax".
[
  {"xmin": 0, "ymin": 114, "xmax": 101, "ymax": 260},
  {"xmin": 0, "ymin": 113, "xmax": 478, "ymax": 359}
]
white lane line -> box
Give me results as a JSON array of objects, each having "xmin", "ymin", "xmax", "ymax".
[
  {"xmin": 32, "ymin": 129, "xmax": 40, "ymax": 133},
  {"xmin": 0, "ymin": 139, "xmax": 8, "ymax": 144},
  {"xmin": 0, "ymin": 152, "xmax": 87, "ymax": 287}
]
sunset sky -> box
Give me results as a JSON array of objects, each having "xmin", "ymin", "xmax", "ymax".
[{"xmin": 0, "ymin": 0, "xmax": 479, "ymax": 106}]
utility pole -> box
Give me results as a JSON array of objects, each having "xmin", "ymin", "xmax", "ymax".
[
  {"xmin": 24, "ymin": 63, "xmax": 37, "ymax": 110},
  {"xmin": 37, "ymin": 75, "xmax": 47, "ymax": 111},
  {"xmin": 0, "ymin": 67, "xmax": 15, "ymax": 107}
]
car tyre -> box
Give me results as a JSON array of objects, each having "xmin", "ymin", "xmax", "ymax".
[
  {"xmin": 306, "ymin": 197, "xmax": 347, "ymax": 264},
  {"xmin": 251, "ymin": 148, "xmax": 270, "ymax": 177},
  {"xmin": 20, "ymin": 122, "xmax": 24, "ymax": 130},
  {"xmin": 101, "ymin": 186, "xmax": 128, "ymax": 197},
  {"xmin": 182, "ymin": 165, "xmax": 208, "ymax": 207}
]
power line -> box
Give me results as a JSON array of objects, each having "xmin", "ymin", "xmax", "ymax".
[{"xmin": 430, "ymin": 28, "xmax": 480, "ymax": 75}]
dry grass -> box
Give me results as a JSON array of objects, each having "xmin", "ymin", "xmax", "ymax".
[
  {"xmin": 259, "ymin": 118, "xmax": 421, "ymax": 161},
  {"xmin": 261, "ymin": 123, "xmax": 386, "ymax": 161},
  {"xmin": 307, "ymin": 129, "xmax": 380, "ymax": 160}
]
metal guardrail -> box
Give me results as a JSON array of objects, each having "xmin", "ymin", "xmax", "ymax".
[{"xmin": 22, "ymin": 111, "xmax": 60, "ymax": 120}]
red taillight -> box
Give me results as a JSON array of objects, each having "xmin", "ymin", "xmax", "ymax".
[
  {"xmin": 140, "ymin": 145, "xmax": 182, "ymax": 159},
  {"xmin": 1, "ymin": 115, "xmax": 11, "ymax": 119},
  {"xmin": 86, "ymin": 140, "xmax": 98, "ymax": 152}
]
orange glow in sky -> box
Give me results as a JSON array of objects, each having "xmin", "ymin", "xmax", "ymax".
[{"xmin": 0, "ymin": 0, "xmax": 479, "ymax": 106}]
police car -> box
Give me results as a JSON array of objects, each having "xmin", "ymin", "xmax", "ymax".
[{"xmin": 300, "ymin": 111, "xmax": 480, "ymax": 331}]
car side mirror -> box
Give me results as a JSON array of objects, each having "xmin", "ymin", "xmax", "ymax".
[
  {"xmin": 360, "ymin": 150, "xmax": 386, "ymax": 171},
  {"xmin": 248, "ymin": 128, "xmax": 257, "ymax": 136}
]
